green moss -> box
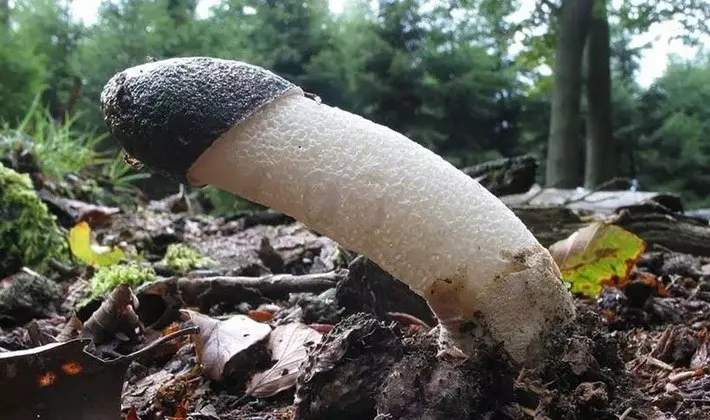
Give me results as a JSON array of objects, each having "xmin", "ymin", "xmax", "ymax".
[
  {"xmin": 162, "ymin": 243, "xmax": 215, "ymax": 273},
  {"xmin": 0, "ymin": 162, "xmax": 68, "ymax": 277},
  {"xmin": 89, "ymin": 262, "xmax": 156, "ymax": 297}
]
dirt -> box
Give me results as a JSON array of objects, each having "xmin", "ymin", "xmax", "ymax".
[{"xmin": 2, "ymin": 196, "xmax": 710, "ymax": 419}]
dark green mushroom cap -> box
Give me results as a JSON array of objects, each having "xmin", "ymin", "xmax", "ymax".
[{"xmin": 100, "ymin": 57, "xmax": 298, "ymax": 183}]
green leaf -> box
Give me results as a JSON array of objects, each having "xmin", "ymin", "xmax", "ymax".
[
  {"xmin": 549, "ymin": 222, "xmax": 647, "ymax": 297},
  {"xmin": 68, "ymin": 222, "xmax": 125, "ymax": 267}
]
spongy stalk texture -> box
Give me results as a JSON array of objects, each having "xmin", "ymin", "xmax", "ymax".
[{"xmin": 189, "ymin": 93, "xmax": 575, "ymax": 364}]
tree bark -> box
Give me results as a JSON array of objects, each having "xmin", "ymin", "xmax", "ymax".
[
  {"xmin": 583, "ymin": 0, "xmax": 616, "ymax": 188},
  {"xmin": 545, "ymin": 0, "xmax": 594, "ymax": 188}
]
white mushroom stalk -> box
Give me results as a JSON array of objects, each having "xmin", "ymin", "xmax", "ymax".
[{"xmin": 100, "ymin": 57, "xmax": 575, "ymax": 366}]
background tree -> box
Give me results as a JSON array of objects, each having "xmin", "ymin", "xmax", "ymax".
[
  {"xmin": 545, "ymin": 0, "xmax": 593, "ymax": 188},
  {"xmin": 583, "ymin": 0, "xmax": 614, "ymax": 188}
]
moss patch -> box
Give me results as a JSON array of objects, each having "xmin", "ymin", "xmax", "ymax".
[
  {"xmin": 89, "ymin": 262, "xmax": 156, "ymax": 297},
  {"xmin": 0, "ymin": 162, "xmax": 68, "ymax": 277},
  {"xmin": 162, "ymin": 243, "xmax": 215, "ymax": 273}
]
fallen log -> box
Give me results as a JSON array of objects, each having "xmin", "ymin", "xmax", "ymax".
[
  {"xmin": 512, "ymin": 203, "xmax": 710, "ymax": 256},
  {"xmin": 460, "ymin": 154, "xmax": 537, "ymax": 196}
]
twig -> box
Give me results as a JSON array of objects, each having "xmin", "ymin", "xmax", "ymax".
[
  {"xmin": 617, "ymin": 407, "xmax": 633, "ymax": 420},
  {"xmin": 651, "ymin": 328, "xmax": 673, "ymax": 358},
  {"xmin": 520, "ymin": 406, "xmax": 537, "ymax": 417},
  {"xmin": 126, "ymin": 326, "xmax": 199, "ymax": 360},
  {"xmin": 668, "ymin": 370, "xmax": 703, "ymax": 384},
  {"xmin": 138, "ymin": 270, "xmax": 349, "ymax": 310},
  {"xmin": 182, "ymin": 270, "xmax": 347, "ymax": 295},
  {"xmin": 516, "ymin": 367, "xmax": 527, "ymax": 383},
  {"xmin": 644, "ymin": 356, "xmax": 674, "ymax": 371}
]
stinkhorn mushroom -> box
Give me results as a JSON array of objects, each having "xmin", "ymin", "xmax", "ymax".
[{"xmin": 100, "ymin": 57, "xmax": 575, "ymax": 366}]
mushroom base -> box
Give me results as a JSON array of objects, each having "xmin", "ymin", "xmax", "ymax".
[{"xmin": 187, "ymin": 91, "xmax": 576, "ymax": 365}]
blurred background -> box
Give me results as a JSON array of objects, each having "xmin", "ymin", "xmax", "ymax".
[{"xmin": 1, "ymin": 0, "xmax": 710, "ymax": 211}]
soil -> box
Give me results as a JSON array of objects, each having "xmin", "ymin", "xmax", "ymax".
[{"xmin": 2, "ymin": 194, "xmax": 710, "ymax": 419}]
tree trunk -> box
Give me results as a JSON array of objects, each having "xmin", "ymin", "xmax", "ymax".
[
  {"xmin": 583, "ymin": 0, "xmax": 615, "ymax": 188},
  {"xmin": 545, "ymin": 0, "xmax": 594, "ymax": 188},
  {"xmin": 0, "ymin": 0, "xmax": 8, "ymax": 29}
]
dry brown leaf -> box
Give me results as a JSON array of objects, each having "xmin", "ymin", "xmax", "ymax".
[
  {"xmin": 248, "ymin": 309, "xmax": 275, "ymax": 323},
  {"xmin": 181, "ymin": 310, "xmax": 271, "ymax": 381},
  {"xmin": 246, "ymin": 322, "xmax": 323, "ymax": 398}
]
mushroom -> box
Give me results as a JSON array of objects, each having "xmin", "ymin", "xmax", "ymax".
[{"xmin": 100, "ymin": 57, "xmax": 575, "ymax": 366}]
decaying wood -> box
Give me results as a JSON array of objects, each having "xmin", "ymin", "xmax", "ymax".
[
  {"xmin": 511, "ymin": 203, "xmax": 710, "ymax": 256},
  {"xmin": 460, "ymin": 154, "xmax": 538, "ymax": 196},
  {"xmin": 613, "ymin": 206, "xmax": 710, "ymax": 257}
]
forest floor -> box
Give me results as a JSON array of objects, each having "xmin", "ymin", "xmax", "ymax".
[{"xmin": 1, "ymin": 173, "xmax": 710, "ymax": 420}]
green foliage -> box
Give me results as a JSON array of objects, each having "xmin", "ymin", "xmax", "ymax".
[
  {"xmin": 162, "ymin": 243, "xmax": 215, "ymax": 273},
  {"xmin": 0, "ymin": 162, "xmax": 68, "ymax": 277},
  {"xmin": 89, "ymin": 262, "xmax": 156, "ymax": 297},
  {"xmin": 6, "ymin": 98, "xmax": 106, "ymax": 179},
  {"xmin": 0, "ymin": 37, "xmax": 46, "ymax": 125},
  {"xmin": 93, "ymin": 153, "xmax": 152, "ymax": 206},
  {"xmin": 632, "ymin": 54, "xmax": 710, "ymax": 206},
  {"xmin": 197, "ymin": 185, "xmax": 265, "ymax": 216},
  {"xmin": 3, "ymin": 0, "xmax": 84, "ymax": 123}
]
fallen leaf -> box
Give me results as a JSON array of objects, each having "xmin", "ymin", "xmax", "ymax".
[
  {"xmin": 39, "ymin": 190, "xmax": 121, "ymax": 227},
  {"xmin": 68, "ymin": 221, "xmax": 125, "ymax": 267},
  {"xmin": 0, "ymin": 328, "xmax": 196, "ymax": 420},
  {"xmin": 181, "ymin": 310, "xmax": 272, "ymax": 381},
  {"xmin": 246, "ymin": 322, "xmax": 323, "ymax": 398},
  {"xmin": 248, "ymin": 309, "xmax": 275, "ymax": 323},
  {"xmin": 80, "ymin": 284, "xmax": 143, "ymax": 345},
  {"xmin": 549, "ymin": 221, "xmax": 647, "ymax": 297}
]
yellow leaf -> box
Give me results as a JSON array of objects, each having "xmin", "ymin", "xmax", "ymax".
[
  {"xmin": 68, "ymin": 222, "xmax": 125, "ymax": 267},
  {"xmin": 549, "ymin": 222, "xmax": 646, "ymax": 297}
]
